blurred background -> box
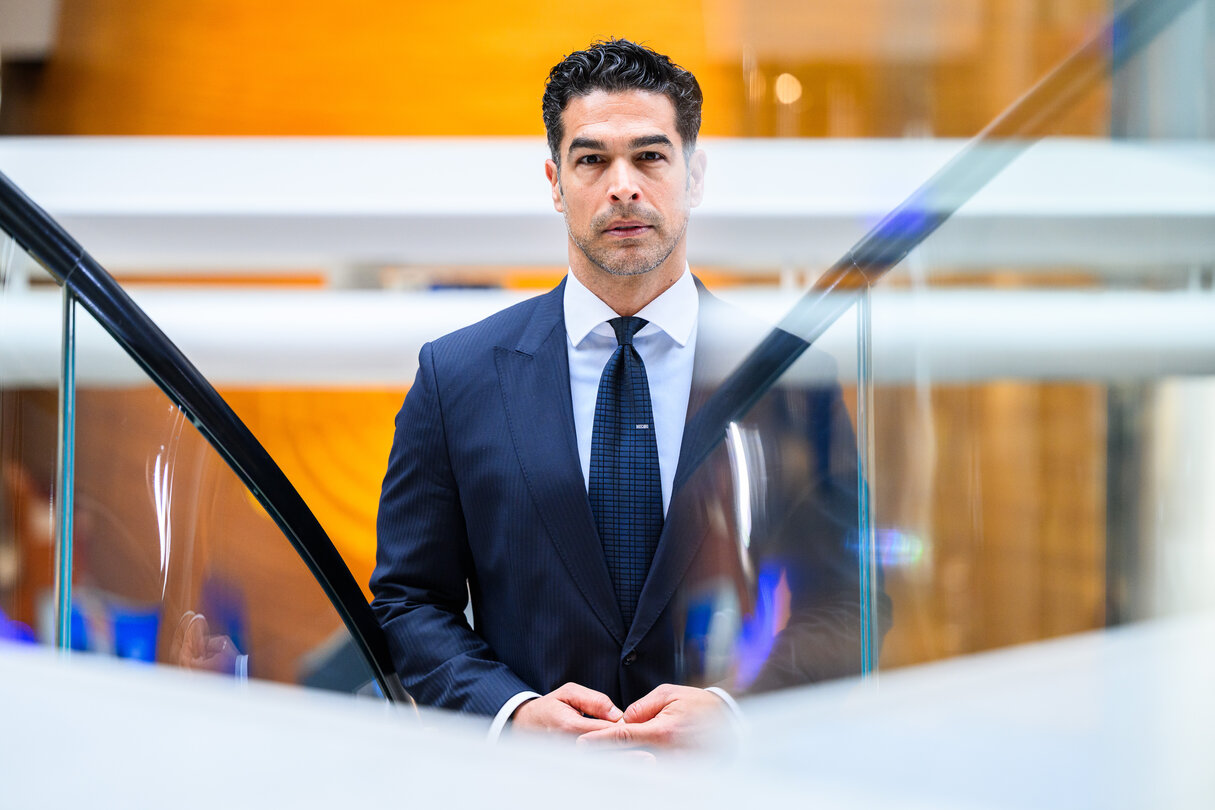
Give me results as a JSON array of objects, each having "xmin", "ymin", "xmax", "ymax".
[{"xmin": 1, "ymin": 0, "xmax": 1213, "ymax": 694}]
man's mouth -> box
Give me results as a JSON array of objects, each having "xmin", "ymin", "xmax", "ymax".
[{"xmin": 604, "ymin": 221, "xmax": 651, "ymax": 237}]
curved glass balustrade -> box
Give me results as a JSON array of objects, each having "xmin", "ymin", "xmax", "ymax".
[
  {"xmin": 0, "ymin": 178, "xmax": 408, "ymax": 703},
  {"xmin": 67, "ymin": 341, "xmax": 374, "ymax": 690}
]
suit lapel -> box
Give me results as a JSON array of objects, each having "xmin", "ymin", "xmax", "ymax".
[{"xmin": 495, "ymin": 281, "xmax": 626, "ymax": 644}]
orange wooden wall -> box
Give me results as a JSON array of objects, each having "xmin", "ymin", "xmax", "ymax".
[
  {"xmin": 27, "ymin": 0, "xmax": 1108, "ymax": 137},
  {"xmin": 219, "ymin": 387, "xmax": 407, "ymax": 591},
  {"xmin": 33, "ymin": 0, "xmax": 741, "ymax": 135}
]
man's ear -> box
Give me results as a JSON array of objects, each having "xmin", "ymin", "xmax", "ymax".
[
  {"xmin": 545, "ymin": 159, "xmax": 564, "ymax": 213},
  {"xmin": 687, "ymin": 149, "xmax": 707, "ymax": 208}
]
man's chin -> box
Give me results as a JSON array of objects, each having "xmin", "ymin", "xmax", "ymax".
[
  {"xmin": 591, "ymin": 261, "xmax": 662, "ymax": 278},
  {"xmin": 581, "ymin": 246, "xmax": 669, "ymax": 278}
]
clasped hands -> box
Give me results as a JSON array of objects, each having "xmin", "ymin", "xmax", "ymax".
[{"xmin": 510, "ymin": 682, "xmax": 733, "ymax": 754}]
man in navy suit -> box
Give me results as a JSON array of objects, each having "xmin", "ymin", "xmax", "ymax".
[{"xmin": 371, "ymin": 39, "xmax": 884, "ymax": 750}]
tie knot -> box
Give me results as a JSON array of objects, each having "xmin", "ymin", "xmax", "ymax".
[{"xmin": 608, "ymin": 316, "xmax": 648, "ymax": 347}]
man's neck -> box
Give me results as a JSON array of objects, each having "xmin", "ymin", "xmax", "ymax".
[{"xmin": 569, "ymin": 253, "xmax": 686, "ymax": 317}]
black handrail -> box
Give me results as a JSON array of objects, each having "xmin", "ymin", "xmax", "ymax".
[{"xmin": 0, "ymin": 171, "xmax": 412, "ymax": 706}]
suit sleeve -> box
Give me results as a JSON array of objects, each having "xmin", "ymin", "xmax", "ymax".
[{"xmin": 370, "ymin": 342, "xmax": 532, "ymax": 715}]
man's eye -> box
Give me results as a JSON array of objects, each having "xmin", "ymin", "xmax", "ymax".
[
  {"xmin": 638, "ymin": 151, "xmax": 665, "ymax": 162},
  {"xmin": 577, "ymin": 154, "xmax": 603, "ymax": 165}
]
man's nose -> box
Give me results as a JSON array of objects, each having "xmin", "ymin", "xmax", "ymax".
[{"xmin": 607, "ymin": 162, "xmax": 641, "ymax": 203}]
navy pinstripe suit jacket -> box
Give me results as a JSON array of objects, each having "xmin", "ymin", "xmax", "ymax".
[{"xmin": 370, "ymin": 278, "xmax": 885, "ymax": 716}]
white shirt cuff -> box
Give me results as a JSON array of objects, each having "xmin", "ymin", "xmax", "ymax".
[
  {"xmin": 487, "ymin": 690, "xmax": 542, "ymax": 742},
  {"xmin": 705, "ymin": 686, "xmax": 743, "ymax": 722}
]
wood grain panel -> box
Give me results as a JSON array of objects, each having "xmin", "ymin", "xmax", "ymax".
[
  {"xmin": 31, "ymin": 0, "xmax": 740, "ymax": 135},
  {"xmin": 219, "ymin": 386, "xmax": 407, "ymax": 593},
  {"xmin": 22, "ymin": 0, "xmax": 1107, "ymax": 137},
  {"xmin": 871, "ymin": 381, "xmax": 1107, "ymax": 669}
]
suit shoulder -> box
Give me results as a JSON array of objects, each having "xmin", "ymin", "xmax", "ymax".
[{"xmin": 426, "ymin": 285, "xmax": 563, "ymax": 367}]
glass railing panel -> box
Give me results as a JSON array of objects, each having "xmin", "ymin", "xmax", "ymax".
[
  {"xmin": 63, "ymin": 302, "xmax": 377, "ymax": 692},
  {"xmin": 0, "ymin": 231, "xmax": 60, "ymax": 648},
  {"xmin": 657, "ymin": 286, "xmax": 884, "ymax": 694},
  {"xmin": 1, "ymin": 166, "xmax": 401, "ymax": 700},
  {"xmin": 867, "ymin": 243, "xmax": 1215, "ymax": 672},
  {"xmin": 860, "ymin": 8, "xmax": 1214, "ymax": 672}
]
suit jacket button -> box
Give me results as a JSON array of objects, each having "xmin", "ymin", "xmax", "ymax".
[{"xmin": 622, "ymin": 652, "xmax": 637, "ymax": 666}]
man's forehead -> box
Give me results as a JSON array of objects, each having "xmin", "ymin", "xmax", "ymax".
[{"xmin": 561, "ymin": 89, "xmax": 681, "ymax": 150}]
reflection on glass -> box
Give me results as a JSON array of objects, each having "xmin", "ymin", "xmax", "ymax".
[
  {"xmin": 31, "ymin": 303, "xmax": 377, "ymax": 691},
  {"xmin": 667, "ymin": 291, "xmax": 891, "ymax": 695},
  {"xmin": 0, "ymin": 233, "xmax": 59, "ymax": 650},
  {"xmin": 54, "ymin": 288, "xmax": 75, "ymax": 651}
]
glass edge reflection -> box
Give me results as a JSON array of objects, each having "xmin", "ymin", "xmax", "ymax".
[{"xmin": 53, "ymin": 288, "xmax": 76, "ymax": 653}]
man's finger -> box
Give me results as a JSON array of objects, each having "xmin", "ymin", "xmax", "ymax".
[
  {"xmin": 511, "ymin": 695, "xmax": 619, "ymax": 735},
  {"xmin": 576, "ymin": 723, "xmax": 637, "ymax": 748},
  {"xmin": 564, "ymin": 716, "xmax": 619, "ymax": 736},
  {"xmin": 623, "ymin": 684, "xmax": 675, "ymax": 723},
  {"xmin": 577, "ymin": 718, "xmax": 668, "ymax": 749},
  {"xmin": 556, "ymin": 683, "xmax": 624, "ymax": 721}
]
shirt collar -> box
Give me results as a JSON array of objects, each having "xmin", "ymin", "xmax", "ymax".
[{"xmin": 564, "ymin": 265, "xmax": 698, "ymax": 348}]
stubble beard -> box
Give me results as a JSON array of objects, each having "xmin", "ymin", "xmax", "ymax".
[{"xmin": 565, "ymin": 204, "xmax": 688, "ymax": 278}]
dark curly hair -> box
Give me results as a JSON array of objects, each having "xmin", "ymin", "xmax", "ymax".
[{"xmin": 542, "ymin": 39, "xmax": 703, "ymax": 165}]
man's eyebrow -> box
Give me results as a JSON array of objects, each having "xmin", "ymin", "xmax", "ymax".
[
  {"xmin": 629, "ymin": 134, "xmax": 674, "ymax": 150},
  {"xmin": 567, "ymin": 137, "xmax": 606, "ymax": 155}
]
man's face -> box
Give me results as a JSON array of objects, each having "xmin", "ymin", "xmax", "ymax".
[{"xmin": 545, "ymin": 89, "xmax": 706, "ymax": 280}]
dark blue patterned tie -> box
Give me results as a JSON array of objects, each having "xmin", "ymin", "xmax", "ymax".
[{"xmin": 589, "ymin": 316, "xmax": 663, "ymax": 627}]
